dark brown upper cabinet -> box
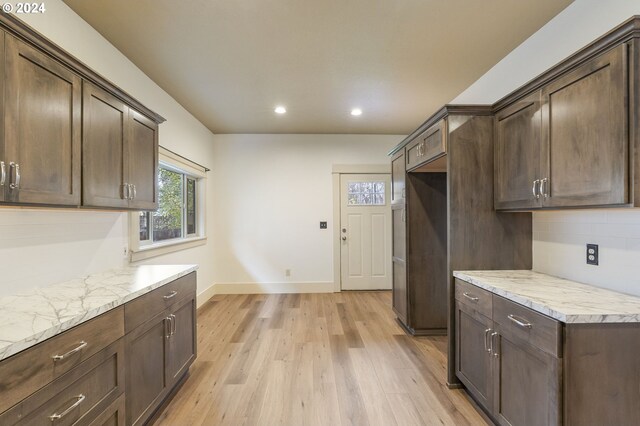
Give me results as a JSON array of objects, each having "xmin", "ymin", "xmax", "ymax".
[
  {"xmin": 495, "ymin": 37, "xmax": 632, "ymax": 210},
  {"xmin": 82, "ymin": 82, "xmax": 158, "ymax": 211},
  {"xmin": 541, "ymin": 44, "xmax": 628, "ymax": 208},
  {"xmin": 0, "ymin": 13, "xmax": 164, "ymax": 211},
  {"xmin": 3, "ymin": 34, "xmax": 81, "ymax": 206},
  {"xmin": 405, "ymin": 119, "xmax": 446, "ymax": 172},
  {"xmin": 128, "ymin": 110, "xmax": 158, "ymax": 210},
  {"xmin": 495, "ymin": 91, "xmax": 543, "ymax": 210}
]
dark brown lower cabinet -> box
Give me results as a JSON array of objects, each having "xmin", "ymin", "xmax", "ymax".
[
  {"xmin": 125, "ymin": 279, "xmax": 197, "ymax": 426},
  {"xmin": 125, "ymin": 310, "xmax": 170, "ymax": 426},
  {"xmin": 0, "ymin": 273, "xmax": 197, "ymax": 426},
  {"xmin": 456, "ymin": 278, "xmax": 640, "ymax": 426},
  {"xmin": 493, "ymin": 326, "xmax": 561, "ymax": 426},
  {"xmin": 455, "ymin": 302, "xmax": 493, "ymax": 410}
]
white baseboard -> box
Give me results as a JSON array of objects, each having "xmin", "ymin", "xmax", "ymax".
[
  {"xmin": 212, "ymin": 281, "xmax": 336, "ymax": 295},
  {"xmin": 196, "ymin": 283, "xmax": 217, "ymax": 308}
]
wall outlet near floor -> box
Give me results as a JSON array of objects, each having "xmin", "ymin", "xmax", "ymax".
[
  {"xmin": 285, "ymin": 269, "xmax": 291, "ymax": 277},
  {"xmin": 586, "ymin": 244, "xmax": 599, "ymax": 265},
  {"xmin": 320, "ymin": 221, "xmax": 327, "ymax": 229}
]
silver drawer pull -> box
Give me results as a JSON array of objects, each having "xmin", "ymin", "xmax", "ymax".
[
  {"xmin": 508, "ymin": 314, "xmax": 532, "ymax": 329},
  {"xmin": 462, "ymin": 292, "xmax": 479, "ymax": 302},
  {"xmin": 484, "ymin": 328, "xmax": 492, "ymax": 353},
  {"xmin": 0, "ymin": 161, "xmax": 5, "ymax": 186},
  {"xmin": 48, "ymin": 394, "xmax": 86, "ymax": 421},
  {"xmin": 164, "ymin": 291, "xmax": 178, "ymax": 300},
  {"xmin": 52, "ymin": 341, "xmax": 87, "ymax": 361}
]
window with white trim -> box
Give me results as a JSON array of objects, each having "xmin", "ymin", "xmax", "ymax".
[{"xmin": 130, "ymin": 147, "xmax": 207, "ymax": 261}]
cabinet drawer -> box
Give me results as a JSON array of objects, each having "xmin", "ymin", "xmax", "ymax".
[
  {"xmin": 88, "ymin": 394, "xmax": 125, "ymax": 426},
  {"xmin": 455, "ymin": 279, "xmax": 492, "ymax": 318},
  {"xmin": 493, "ymin": 295, "xmax": 562, "ymax": 357},
  {"xmin": 124, "ymin": 272, "xmax": 196, "ymax": 333},
  {"xmin": 0, "ymin": 339, "xmax": 124, "ymax": 426},
  {"xmin": 406, "ymin": 120, "xmax": 446, "ymax": 170},
  {"xmin": 0, "ymin": 307, "xmax": 124, "ymax": 414}
]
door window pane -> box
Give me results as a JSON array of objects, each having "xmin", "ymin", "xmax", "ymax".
[
  {"xmin": 347, "ymin": 181, "xmax": 386, "ymax": 205},
  {"xmin": 186, "ymin": 177, "xmax": 196, "ymax": 235},
  {"xmin": 153, "ymin": 168, "xmax": 183, "ymax": 242}
]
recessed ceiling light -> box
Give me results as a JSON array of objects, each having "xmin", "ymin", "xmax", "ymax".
[
  {"xmin": 274, "ymin": 106, "xmax": 287, "ymax": 114},
  {"xmin": 351, "ymin": 108, "xmax": 362, "ymax": 116}
]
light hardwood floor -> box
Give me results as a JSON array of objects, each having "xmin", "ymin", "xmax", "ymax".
[{"xmin": 154, "ymin": 292, "xmax": 489, "ymax": 426}]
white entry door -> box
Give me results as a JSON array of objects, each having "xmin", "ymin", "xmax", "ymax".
[{"xmin": 340, "ymin": 174, "xmax": 392, "ymax": 290}]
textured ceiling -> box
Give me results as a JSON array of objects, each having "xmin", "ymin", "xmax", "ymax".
[{"xmin": 63, "ymin": 0, "xmax": 572, "ymax": 134}]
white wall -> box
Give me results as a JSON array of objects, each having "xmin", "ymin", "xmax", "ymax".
[
  {"xmin": 453, "ymin": 0, "xmax": 640, "ymax": 295},
  {"xmin": 211, "ymin": 134, "xmax": 402, "ymax": 292},
  {"xmin": 0, "ymin": 0, "xmax": 217, "ymax": 296}
]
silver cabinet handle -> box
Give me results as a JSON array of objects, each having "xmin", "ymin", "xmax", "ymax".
[
  {"xmin": 129, "ymin": 183, "xmax": 136, "ymax": 200},
  {"xmin": 9, "ymin": 162, "xmax": 20, "ymax": 190},
  {"xmin": 48, "ymin": 394, "xmax": 86, "ymax": 421},
  {"xmin": 0, "ymin": 161, "xmax": 5, "ymax": 186},
  {"xmin": 491, "ymin": 332, "xmax": 499, "ymax": 357},
  {"xmin": 484, "ymin": 328, "xmax": 492, "ymax": 353},
  {"xmin": 540, "ymin": 177, "xmax": 549, "ymax": 198},
  {"xmin": 401, "ymin": 207, "xmax": 406, "ymax": 223},
  {"xmin": 462, "ymin": 292, "xmax": 479, "ymax": 303},
  {"xmin": 122, "ymin": 183, "xmax": 129, "ymax": 200},
  {"xmin": 170, "ymin": 314, "xmax": 176, "ymax": 335},
  {"xmin": 164, "ymin": 290, "xmax": 178, "ymax": 300},
  {"xmin": 508, "ymin": 314, "xmax": 532, "ymax": 329},
  {"xmin": 532, "ymin": 179, "xmax": 540, "ymax": 199},
  {"xmin": 165, "ymin": 316, "xmax": 172, "ymax": 339},
  {"xmin": 52, "ymin": 341, "xmax": 87, "ymax": 361}
]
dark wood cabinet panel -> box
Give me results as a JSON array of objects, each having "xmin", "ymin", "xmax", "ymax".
[
  {"xmin": 0, "ymin": 30, "xmax": 5, "ymax": 203},
  {"xmin": 128, "ymin": 109, "xmax": 158, "ymax": 210},
  {"xmin": 89, "ymin": 394, "xmax": 126, "ymax": 426},
  {"xmin": 407, "ymin": 172, "xmax": 447, "ymax": 333},
  {"xmin": 167, "ymin": 296, "xmax": 197, "ymax": 384},
  {"xmin": 494, "ymin": 92, "xmax": 543, "ymax": 210},
  {"xmin": 406, "ymin": 120, "xmax": 446, "ymax": 171},
  {"xmin": 82, "ymin": 82, "xmax": 129, "ymax": 209},
  {"xmin": 455, "ymin": 302, "xmax": 493, "ymax": 411},
  {"xmin": 4, "ymin": 35, "xmax": 81, "ymax": 206},
  {"xmin": 125, "ymin": 311, "xmax": 169, "ymax": 426},
  {"xmin": 542, "ymin": 44, "xmax": 629, "ymax": 207},
  {"xmin": 391, "ymin": 150, "xmax": 405, "ymax": 205},
  {"xmin": 392, "ymin": 259, "xmax": 407, "ymax": 324},
  {"xmin": 493, "ymin": 330, "xmax": 561, "ymax": 426}
]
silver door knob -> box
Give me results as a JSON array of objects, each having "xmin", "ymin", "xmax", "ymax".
[{"xmin": 341, "ymin": 236, "xmax": 347, "ymax": 241}]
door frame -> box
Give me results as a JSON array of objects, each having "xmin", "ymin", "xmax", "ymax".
[{"xmin": 331, "ymin": 164, "xmax": 391, "ymax": 292}]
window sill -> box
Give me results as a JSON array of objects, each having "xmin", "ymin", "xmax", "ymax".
[{"xmin": 130, "ymin": 236, "xmax": 207, "ymax": 262}]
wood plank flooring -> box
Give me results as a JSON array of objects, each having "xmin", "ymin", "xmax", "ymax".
[{"xmin": 154, "ymin": 292, "xmax": 489, "ymax": 426}]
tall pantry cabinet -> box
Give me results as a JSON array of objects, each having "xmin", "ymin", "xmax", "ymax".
[{"xmin": 389, "ymin": 106, "xmax": 532, "ymax": 384}]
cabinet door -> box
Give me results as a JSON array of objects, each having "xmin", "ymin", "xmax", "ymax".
[
  {"xmin": 125, "ymin": 311, "xmax": 170, "ymax": 426},
  {"xmin": 167, "ymin": 296, "xmax": 197, "ymax": 384},
  {"xmin": 391, "ymin": 150, "xmax": 405, "ymax": 205},
  {"xmin": 541, "ymin": 44, "xmax": 628, "ymax": 207},
  {"xmin": 494, "ymin": 91, "xmax": 543, "ymax": 210},
  {"xmin": 493, "ymin": 329, "xmax": 561, "ymax": 426},
  {"xmin": 0, "ymin": 30, "xmax": 5, "ymax": 203},
  {"xmin": 128, "ymin": 109, "xmax": 158, "ymax": 210},
  {"xmin": 392, "ymin": 257, "xmax": 408, "ymax": 324},
  {"xmin": 455, "ymin": 302, "xmax": 493, "ymax": 411},
  {"xmin": 4, "ymin": 35, "xmax": 81, "ymax": 206},
  {"xmin": 88, "ymin": 394, "xmax": 126, "ymax": 426},
  {"xmin": 82, "ymin": 82, "xmax": 129, "ymax": 209}
]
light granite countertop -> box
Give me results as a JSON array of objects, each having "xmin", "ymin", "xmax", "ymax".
[
  {"xmin": 0, "ymin": 264, "xmax": 198, "ymax": 361},
  {"xmin": 453, "ymin": 270, "xmax": 640, "ymax": 324}
]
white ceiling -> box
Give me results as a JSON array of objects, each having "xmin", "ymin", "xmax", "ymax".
[{"xmin": 63, "ymin": 0, "xmax": 572, "ymax": 134}]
